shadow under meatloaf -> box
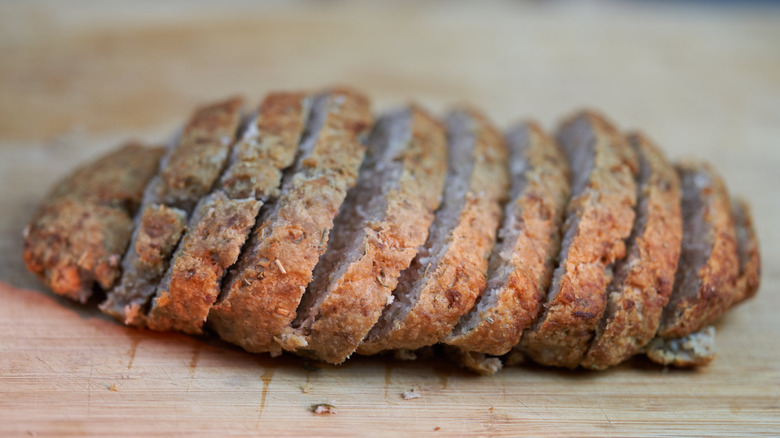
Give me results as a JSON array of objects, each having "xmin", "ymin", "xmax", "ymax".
[
  {"xmin": 208, "ymin": 89, "xmax": 372, "ymax": 356},
  {"xmin": 100, "ymin": 97, "xmax": 244, "ymax": 325},
  {"xmin": 279, "ymin": 104, "xmax": 448, "ymax": 364},
  {"xmin": 23, "ymin": 143, "xmax": 165, "ymax": 303},
  {"xmin": 519, "ymin": 111, "xmax": 638, "ymax": 369},
  {"xmin": 656, "ymin": 162, "xmax": 739, "ymax": 338},
  {"xmin": 581, "ymin": 132, "xmax": 683, "ymax": 370},
  {"xmin": 443, "ymin": 121, "xmax": 570, "ymax": 357},
  {"xmin": 357, "ymin": 108, "xmax": 508, "ymax": 356},
  {"xmin": 145, "ymin": 92, "xmax": 309, "ymax": 334}
]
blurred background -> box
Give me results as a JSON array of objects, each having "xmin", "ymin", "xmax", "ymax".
[{"xmin": 1, "ymin": 0, "xmax": 779, "ymax": 286}]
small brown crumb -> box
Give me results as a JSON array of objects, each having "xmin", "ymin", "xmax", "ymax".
[
  {"xmin": 274, "ymin": 259, "xmax": 287, "ymax": 274},
  {"xmin": 101, "ymin": 382, "xmax": 119, "ymax": 392},
  {"xmin": 311, "ymin": 403, "xmax": 337, "ymax": 415},
  {"xmin": 301, "ymin": 383, "xmax": 311, "ymax": 394},
  {"xmin": 434, "ymin": 427, "xmax": 440, "ymax": 431},
  {"xmin": 402, "ymin": 389, "xmax": 421, "ymax": 400}
]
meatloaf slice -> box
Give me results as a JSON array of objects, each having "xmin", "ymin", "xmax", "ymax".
[
  {"xmin": 208, "ymin": 88, "xmax": 372, "ymax": 355},
  {"xmin": 443, "ymin": 121, "xmax": 570, "ymax": 356},
  {"xmin": 279, "ymin": 104, "xmax": 448, "ymax": 363},
  {"xmin": 23, "ymin": 143, "xmax": 165, "ymax": 302},
  {"xmin": 519, "ymin": 111, "xmax": 638, "ymax": 368},
  {"xmin": 656, "ymin": 162, "xmax": 739, "ymax": 338},
  {"xmin": 581, "ymin": 132, "xmax": 682, "ymax": 370},
  {"xmin": 144, "ymin": 92, "xmax": 308, "ymax": 334},
  {"xmin": 101, "ymin": 97, "xmax": 244, "ymax": 325},
  {"xmin": 357, "ymin": 107, "xmax": 508, "ymax": 356}
]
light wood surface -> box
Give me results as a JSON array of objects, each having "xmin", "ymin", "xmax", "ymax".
[{"xmin": 1, "ymin": 1, "xmax": 779, "ymax": 436}]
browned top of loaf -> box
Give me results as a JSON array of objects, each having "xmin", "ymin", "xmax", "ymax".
[
  {"xmin": 520, "ymin": 110, "xmax": 638, "ymax": 368},
  {"xmin": 731, "ymin": 198, "xmax": 761, "ymax": 305},
  {"xmin": 357, "ymin": 107, "xmax": 508, "ymax": 355},
  {"xmin": 23, "ymin": 143, "xmax": 164, "ymax": 302},
  {"xmin": 443, "ymin": 121, "xmax": 570, "ymax": 356},
  {"xmin": 146, "ymin": 192, "xmax": 261, "ymax": 334},
  {"xmin": 208, "ymin": 88, "xmax": 372, "ymax": 354},
  {"xmin": 581, "ymin": 132, "xmax": 682, "ymax": 370},
  {"xmin": 220, "ymin": 92, "xmax": 309, "ymax": 200},
  {"xmin": 295, "ymin": 104, "xmax": 449, "ymax": 363},
  {"xmin": 657, "ymin": 162, "xmax": 739, "ymax": 338},
  {"xmin": 101, "ymin": 97, "xmax": 244, "ymax": 325},
  {"xmin": 156, "ymin": 97, "xmax": 244, "ymax": 208}
]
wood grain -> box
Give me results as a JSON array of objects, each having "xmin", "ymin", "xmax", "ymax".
[{"xmin": 1, "ymin": 1, "xmax": 779, "ymax": 436}]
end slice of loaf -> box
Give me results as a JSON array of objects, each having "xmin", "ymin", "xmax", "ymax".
[
  {"xmin": 100, "ymin": 97, "xmax": 244, "ymax": 325},
  {"xmin": 358, "ymin": 108, "xmax": 508, "ymax": 356},
  {"xmin": 519, "ymin": 111, "xmax": 638, "ymax": 368},
  {"xmin": 443, "ymin": 121, "xmax": 570, "ymax": 356},
  {"xmin": 656, "ymin": 162, "xmax": 739, "ymax": 338},
  {"xmin": 23, "ymin": 143, "xmax": 164, "ymax": 302},
  {"xmin": 581, "ymin": 132, "xmax": 682, "ymax": 370},
  {"xmin": 208, "ymin": 88, "xmax": 372, "ymax": 355},
  {"xmin": 280, "ymin": 104, "xmax": 448, "ymax": 363}
]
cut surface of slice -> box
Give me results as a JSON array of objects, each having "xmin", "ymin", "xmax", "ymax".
[
  {"xmin": 208, "ymin": 88, "xmax": 372, "ymax": 355},
  {"xmin": 281, "ymin": 104, "xmax": 448, "ymax": 363},
  {"xmin": 656, "ymin": 162, "xmax": 739, "ymax": 338},
  {"xmin": 444, "ymin": 121, "xmax": 570, "ymax": 356},
  {"xmin": 581, "ymin": 132, "xmax": 682, "ymax": 370},
  {"xmin": 519, "ymin": 111, "xmax": 638, "ymax": 368},
  {"xmin": 23, "ymin": 143, "xmax": 164, "ymax": 302},
  {"xmin": 358, "ymin": 107, "xmax": 508, "ymax": 356}
]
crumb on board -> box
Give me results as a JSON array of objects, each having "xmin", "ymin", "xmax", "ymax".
[
  {"xmin": 402, "ymin": 388, "xmax": 421, "ymax": 400},
  {"xmin": 434, "ymin": 427, "xmax": 440, "ymax": 431},
  {"xmin": 301, "ymin": 383, "xmax": 311, "ymax": 394},
  {"xmin": 311, "ymin": 403, "xmax": 338, "ymax": 415},
  {"xmin": 101, "ymin": 382, "xmax": 119, "ymax": 392}
]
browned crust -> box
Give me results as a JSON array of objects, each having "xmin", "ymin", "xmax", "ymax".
[
  {"xmin": 519, "ymin": 110, "xmax": 638, "ymax": 368},
  {"xmin": 357, "ymin": 107, "xmax": 509, "ymax": 355},
  {"xmin": 581, "ymin": 132, "xmax": 682, "ymax": 370},
  {"xmin": 156, "ymin": 97, "xmax": 244, "ymax": 209},
  {"xmin": 208, "ymin": 88, "xmax": 372, "ymax": 354},
  {"xmin": 657, "ymin": 162, "xmax": 739, "ymax": 338},
  {"xmin": 220, "ymin": 92, "xmax": 310, "ymax": 200},
  {"xmin": 23, "ymin": 143, "xmax": 164, "ymax": 302},
  {"xmin": 293, "ymin": 104, "xmax": 449, "ymax": 363},
  {"xmin": 146, "ymin": 192, "xmax": 261, "ymax": 334},
  {"xmin": 101, "ymin": 97, "xmax": 244, "ymax": 325},
  {"xmin": 443, "ymin": 121, "xmax": 570, "ymax": 356},
  {"xmin": 730, "ymin": 198, "xmax": 761, "ymax": 305}
]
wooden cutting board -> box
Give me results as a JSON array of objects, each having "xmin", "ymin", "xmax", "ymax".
[{"xmin": 1, "ymin": 1, "xmax": 779, "ymax": 436}]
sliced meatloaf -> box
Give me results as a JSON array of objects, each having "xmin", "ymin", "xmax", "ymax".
[
  {"xmin": 443, "ymin": 121, "xmax": 570, "ymax": 356},
  {"xmin": 144, "ymin": 92, "xmax": 308, "ymax": 334},
  {"xmin": 358, "ymin": 108, "xmax": 508, "ymax": 356},
  {"xmin": 100, "ymin": 97, "xmax": 244, "ymax": 325},
  {"xmin": 208, "ymin": 88, "xmax": 372, "ymax": 355},
  {"xmin": 279, "ymin": 104, "xmax": 448, "ymax": 363},
  {"xmin": 23, "ymin": 143, "xmax": 165, "ymax": 302},
  {"xmin": 519, "ymin": 111, "xmax": 638, "ymax": 368},
  {"xmin": 581, "ymin": 132, "xmax": 682, "ymax": 370},
  {"xmin": 656, "ymin": 162, "xmax": 739, "ymax": 338}
]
